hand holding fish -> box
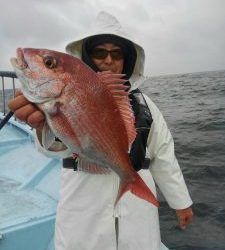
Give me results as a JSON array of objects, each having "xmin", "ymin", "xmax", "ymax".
[{"xmin": 8, "ymin": 90, "xmax": 45, "ymax": 129}]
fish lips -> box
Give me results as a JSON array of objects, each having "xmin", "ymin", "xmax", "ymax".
[{"xmin": 11, "ymin": 48, "xmax": 28, "ymax": 70}]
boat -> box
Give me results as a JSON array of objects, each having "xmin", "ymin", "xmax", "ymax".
[
  {"xmin": 0, "ymin": 71, "xmax": 169, "ymax": 250},
  {"xmin": 0, "ymin": 71, "xmax": 61, "ymax": 250}
]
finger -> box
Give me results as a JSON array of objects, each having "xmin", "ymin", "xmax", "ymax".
[
  {"xmin": 14, "ymin": 104, "xmax": 38, "ymax": 122},
  {"xmin": 28, "ymin": 120, "xmax": 45, "ymax": 129},
  {"xmin": 15, "ymin": 89, "xmax": 23, "ymax": 97},
  {"xmin": 8, "ymin": 94, "xmax": 31, "ymax": 111},
  {"xmin": 27, "ymin": 110, "xmax": 45, "ymax": 128}
]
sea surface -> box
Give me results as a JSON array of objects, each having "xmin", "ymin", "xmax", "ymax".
[
  {"xmin": 1, "ymin": 70, "xmax": 225, "ymax": 250},
  {"xmin": 140, "ymin": 70, "xmax": 225, "ymax": 250}
]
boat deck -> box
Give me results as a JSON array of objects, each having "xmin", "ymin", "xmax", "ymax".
[
  {"xmin": 0, "ymin": 114, "xmax": 61, "ymax": 250},
  {"xmin": 0, "ymin": 177, "xmax": 56, "ymax": 230}
]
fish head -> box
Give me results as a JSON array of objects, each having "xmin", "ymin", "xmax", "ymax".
[{"xmin": 11, "ymin": 48, "xmax": 76, "ymax": 103}]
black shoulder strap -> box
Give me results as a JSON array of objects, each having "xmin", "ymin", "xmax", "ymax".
[{"xmin": 129, "ymin": 89, "xmax": 153, "ymax": 171}]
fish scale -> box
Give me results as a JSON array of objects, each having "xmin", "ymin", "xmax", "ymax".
[
  {"xmin": 69, "ymin": 82, "xmax": 128, "ymax": 163},
  {"xmin": 66, "ymin": 85, "xmax": 122, "ymax": 161}
]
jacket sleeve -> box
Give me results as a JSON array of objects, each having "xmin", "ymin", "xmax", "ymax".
[
  {"xmin": 33, "ymin": 122, "xmax": 72, "ymax": 159},
  {"xmin": 144, "ymin": 94, "xmax": 193, "ymax": 209}
]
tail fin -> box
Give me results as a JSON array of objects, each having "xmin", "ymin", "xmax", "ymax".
[{"xmin": 115, "ymin": 172, "xmax": 159, "ymax": 207}]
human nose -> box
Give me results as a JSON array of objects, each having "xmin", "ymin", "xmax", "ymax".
[{"xmin": 104, "ymin": 53, "xmax": 113, "ymax": 64}]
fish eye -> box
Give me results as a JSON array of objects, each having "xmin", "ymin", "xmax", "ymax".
[{"xmin": 43, "ymin": 56, "xmax": 58, "ymax": 69}]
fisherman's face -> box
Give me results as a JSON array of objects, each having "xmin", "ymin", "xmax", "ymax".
[{"xmin": 91, "ymin": 43, "xmax": 124, "ymax": 74}]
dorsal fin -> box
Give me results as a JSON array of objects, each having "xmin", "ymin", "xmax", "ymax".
[{"xmin": 97, "ymin": 72, "xmax": 137, "ymax": 146}]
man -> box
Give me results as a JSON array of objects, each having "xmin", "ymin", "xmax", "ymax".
[{"xmin": 8, "ymin": 11, "xmax": 193, "ymax": 250}]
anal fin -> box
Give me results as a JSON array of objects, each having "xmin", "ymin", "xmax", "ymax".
[{"xmin": 78, "ymin": 158, "xmax": 111, "ymax": 174}]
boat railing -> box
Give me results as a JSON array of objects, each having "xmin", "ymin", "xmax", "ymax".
[{"xmin": 0, "ymin": 71, "xmax": 18, "ymax": 115}]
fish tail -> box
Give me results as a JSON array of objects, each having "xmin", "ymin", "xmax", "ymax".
[{"xmin": 115, "ymin": 172, "xmax": 159, "ymax": 208}]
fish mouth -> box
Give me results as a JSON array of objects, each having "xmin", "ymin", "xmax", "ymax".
[{"xmin": 10, "ymin": 48, "xmax": 28, "ymax": 70}]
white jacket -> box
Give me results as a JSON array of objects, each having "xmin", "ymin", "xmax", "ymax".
[{"xmin": 35, "ymin": 11, "xmax": 192, "ymax": 250}]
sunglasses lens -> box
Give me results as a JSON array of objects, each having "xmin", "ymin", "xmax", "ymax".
[
  {"xmin": 91, "ymin": 49, "xmax": 123, "ymax": 60},
  {"xmin": 111, "ymin": 50, "xmax": 123, "ymax": 60},
  {"xmin": 91, "ymin": 49, "xmax": 108, "ymax": 59}
]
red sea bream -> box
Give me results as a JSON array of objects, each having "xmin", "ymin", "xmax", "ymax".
[{"xmin": 11, "ymin": 48, "xmax": 159, "ymax": 207}]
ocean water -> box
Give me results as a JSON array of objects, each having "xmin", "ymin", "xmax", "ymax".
[
  {"xmin": 1, "ymin": 70, "xmax": 225, "ymax": 249},
  {"xmin": 141, "ymin": 70, "xmax": 225, "ymax": 250}
]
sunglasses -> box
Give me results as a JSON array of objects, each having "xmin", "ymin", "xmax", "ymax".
[{"xmin": 91, "ymin": 48, "xmax": 124, "ymax": 60}]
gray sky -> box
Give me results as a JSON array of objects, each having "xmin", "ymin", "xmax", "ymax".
[{"xmin": 0, "ymin": 0, "xmax": 225, "ymax": 76}]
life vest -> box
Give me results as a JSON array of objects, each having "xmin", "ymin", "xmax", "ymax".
[{"xmin": 129, "ymin": 89, "xmax": 153, "ymax": 171}]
